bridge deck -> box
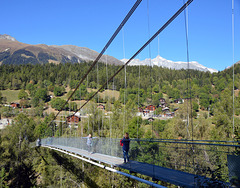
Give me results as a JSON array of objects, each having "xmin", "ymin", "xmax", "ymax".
[{"xmin": 45, "ymin": 144, "xmax": 202, "ymax": 187}]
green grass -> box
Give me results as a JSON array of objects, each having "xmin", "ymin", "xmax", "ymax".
[
  {"xmin": 88, "ymin": 88, "xmax": 120, "ymax": 100},
  {"xmin": 0, "ymin": 89, "xmax": 20, "ymax": 103}
]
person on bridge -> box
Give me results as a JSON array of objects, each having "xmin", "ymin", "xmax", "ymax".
[
  {"xmin": 121, "ymin": 132, "xmax": 130, "ymax": 163},
  {"xmin": 87, "ymin": 134, "xmax": 93, "ymax": 153}
]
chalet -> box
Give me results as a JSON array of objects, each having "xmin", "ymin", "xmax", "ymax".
[
  {"xmin": 143, "ymin": 109, "xmax": 150, "ymax": 115},
  {"xmin": 147, "ymin": 117, "xmax": 155, "ymax": 122},
  {"xmin": 97, "ymin": 104, "xmax": 105, "ymax": 110},
  {"xmin": 159, "ymin": 98, "xmax": 166, "ymax": 104},
  {"xmin": 166, "ymin": 112, "xmax": 175, "ymax": 117},
  {"xmin": 0, "ymin": 118, "xmax": 13, "ymax": 129},
  {"xmin": 66, "ymin": 112, "xmax": 81, "ymax": 125},
  {"xmin": 174, "ymin": 98, "xmax": 183, "ymax": 104},
  {"xmin": 162, "ymin": 107, "xmax": 170, "ymax": 113},
  {"xmin": 174, "ymin": 107, "xmax": 179, "ymax": 111},
  {"xmin": 159, "ymin": 103, "xmax": 166, "ymax": 108},
  {"xmin": 145, "ymin": 105, "xmax": 156, "ymax": 112},
  {"xmin": 10, "ymin": 102, "xmax": 20, "ymax": 108}
]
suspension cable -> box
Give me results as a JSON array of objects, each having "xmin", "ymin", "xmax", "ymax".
[
  {"xmin": 183, "ymin": 0, "xmax": 195, "ymax": 177},
  {"xmin": 123, "ymin": 28, "xmax": 127, "ymax": 136},
  {"xmin": 147, "ymin": 0, "xmax": 154, "ymax": 138},
  {"xmin": 47, "ymin": 0, "xmax": 143, "ymax": 129},
  {"xmin": 183, "ymin": 0, "xmax": 191, "ymax": 140},
  {"xmin": 73, "ymin": 0, "xmax": 194, "ymax": 116},
  {"xmin": 137, "ymin": 62, "xmax": 140, "ymax": 139},
  {"xmin": 232, "ymin": 0, "xmax": 235, "ymax": 138}
]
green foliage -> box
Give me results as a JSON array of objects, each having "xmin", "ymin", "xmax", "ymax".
[
  {"xmin": 127, "ymin": 117, "xmax": 144, "ymax": 138},
  {"xmin": 0, "ymin": 167, "xmax": 9, "ymax": 188},
  {"xmin": 50, "ymin": 98, "xmax": 68, "ymax": 111},
  {"xmin": 69, "ymin": 102, "xmax": 77, "ymax": 111},
  {"xmin": 193, "ymin": 101, "xmax": 199, "ymax": 112},
  {"xmin": 0, "ymin": 92, "xmax": 3, "ymax": 104},
  {"xmin": 0, "ymin": 114, "xmax": 37, "ymax": 187},
  {"xmin": 35, "ymin": 88, "xmax": 48, "ymax": 102},
  {"xmin": 0, "ymin": 106, "xmax": 17, "ymax": 118},
  {"xmin": 18, "ymin": 89, "xmax": 28, "ymax": 99},
  {"xmin": 53, "ymin": 86, "xmax": 65, "ymax": 96}
]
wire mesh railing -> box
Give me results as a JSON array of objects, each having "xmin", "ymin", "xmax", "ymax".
[{"xmin": 41, "ymin": 137, "xmax": 240, "ymax": 186}]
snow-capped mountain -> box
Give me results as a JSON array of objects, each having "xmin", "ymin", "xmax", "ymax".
[{"xmin": 121, "ymin": 55, "xmax": 218, "ymax": 73}]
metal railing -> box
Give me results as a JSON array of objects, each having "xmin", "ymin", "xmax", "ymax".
[{"xmin": 41, "ymin": 137, "xmax": 240, "ymax": 186}]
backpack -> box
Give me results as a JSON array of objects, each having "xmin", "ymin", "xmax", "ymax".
[{"xmin": 120, "ymin": 139, "xmax": 123, "ymax": 146}]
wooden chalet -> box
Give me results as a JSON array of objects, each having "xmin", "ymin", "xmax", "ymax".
[
  {"xmin": 145, "ymin": 105, "xmax": 156, "ymax": 112},
  {"xmin": 10, "ymin": 102, "xmax": 20, "ymax": 108},
  {"xmin": 97, "ymin": 104, "xmax": 105, "ymax": 110},
  {"xmin": 159, "ymin": 98, "xmax": 166, "ymax": 104},
  {"xmin": 66, "ymin": 112, "xmax": 81, "ymax": 124},
  {"xmin": 165, "ymin": 112, "xmax": 175, "ymax": 117},
  {"xmin": 174, "ymin": 98, "xmax": 183, "ymax": 104},
  {"xmin": 162, "ymin": 107, "xmax": 170, "ymax": 113},
  {"xmin": 147, "ymin": 117, "xmax": 155, "ymax": 122}
]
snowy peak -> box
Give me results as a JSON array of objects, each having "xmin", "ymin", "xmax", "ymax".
[
  {"xmin": 0, "ymin": 34, "xmax": 17, "ymax": 41},
  {"xmin": 122, "ymin": 55, "xmax": 218, "ymax": 73}
]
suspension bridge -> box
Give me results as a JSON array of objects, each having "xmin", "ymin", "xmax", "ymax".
[{"xmin": 37, "ymin": 0, "xmax": 240, "ymax": 187}]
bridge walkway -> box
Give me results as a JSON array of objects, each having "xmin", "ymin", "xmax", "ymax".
[{"xmin": 44, "ymin": 144, "xmax": 202, "ymax": 188}]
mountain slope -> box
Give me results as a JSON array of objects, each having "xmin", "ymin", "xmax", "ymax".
[
  {"xmin": 0, "ymin": 34, "xmax": 123, "ymax": 66},
  {"xmin": 122, "ymin": 55, "xmax": 218, "ymax": 73},
  {"xmin": 52, "ymin": 45, "xmax": 123, "ymax": 65},
  {"xmin": 0, "ymin": 36, "xmax": 81, "ymax": 65}
]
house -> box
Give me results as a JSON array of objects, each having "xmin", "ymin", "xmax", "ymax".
[
  {"xmin": 159, "ymin": 103, "xmax": 166, "ymax": 108},
  {"xmin": 0, "ymin": 118, "xmax": 13, "ymax": 129},
  {"xmin": 174, "ymin": 98, "xmax": 183, "ymax": 104},
  {"xmin": 174, "ymin": 107, "xmax": 179, "ymax": 111},
  {"xmin": 159, "ymin": 98, "xmax": 166, "ymax": 104},
  {"xmin": 145, "ymin": 105, "xmax": 156, "ymax": 112},
  {"xmin": 10, "ymin": 102, "xmax": 20, "ymax": 108},
  {"xmin": 142, "ymin": 109, "xmax": 150, "ymax": 116},
  {"xmin": 97, "ymin": 104, "xmax": 105, "ymax": 110},
  {"xmin": 166, "ymin": 112, "xmax": 175, "ymax": 118},
  {"xmin": 147, "ymin": 117, "xmax": 155, "ymax": 122},
  {"xmin": 162, "ymin": 107, "xmax": 170, "ymax": 113},
  {"xmin": 66, "ymin": 112, "xmax": 81, "ymax": 125}
]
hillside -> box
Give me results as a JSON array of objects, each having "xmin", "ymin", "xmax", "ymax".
[
  {"xmin": 0, "ymin": 34, "xmax": 123, "ymax": 66},
  {"xmin": 52, "ymin": 45, "xmax": 123, "ymax": 65}
]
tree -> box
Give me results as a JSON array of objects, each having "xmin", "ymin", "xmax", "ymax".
[
  {"xmin": 69, "ymin": 102, "xmax": 77, "ymax": 111},
  {"xmin": 20, "ymin": 99, "xmax": 30, "ymax": 108},
  {"xmin": 0, "ymin": 92, "xmax": 3, "ymax": 104},
  {"xmin": 50, "ymin": 98, "xmax": 68, "ymax": 111},
  {"xmin": 26, "ymin": 83, "xmax": 36, "ymax": 96},
  {"xmin": 35, "ymin": 88, "xmax": 48, "ymax": 102},
  {"xmin": 127, "ymin": 117, "xmax": 143, "ymax": 138},
  {"xmin": 18, "ymin": 89, "xmax": 28, "ymax": 100},
  {"xmin": 53, "ymin": 86, "xmax": 65, "ymax": 96},
  {"xmin": 0, "ymin": 113, "xmax": 37, "ymax": 187},
  {"xmin": 193, "ymin": 101, "xmax": 199, "ymax": 112},
  {"xmin": 153, "ymin": 85, "xmax": 160, "ymax": 93}
]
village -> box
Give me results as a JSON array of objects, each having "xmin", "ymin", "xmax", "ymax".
[{"xmin": 0, "ymin": 96, "xmax": 185, "ymax": 129}]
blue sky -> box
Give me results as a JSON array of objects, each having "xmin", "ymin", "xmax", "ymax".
[{"xmin": 1, "ymin": 0, "xmax": 239, "ymax": 71}]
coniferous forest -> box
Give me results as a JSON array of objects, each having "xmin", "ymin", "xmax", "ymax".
[{"xmin": 0, "ymin": 62, "xmax": 240, "ymax": 187}]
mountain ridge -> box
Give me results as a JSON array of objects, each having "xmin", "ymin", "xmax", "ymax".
[
  {"xmin": 121, "ymin": 55, "xmax": 218, "ymax": 73},
  {"xmin": 0, "ymin": 34, "xmax": 220, "ymax": 72},
  {"xmin": 52, "ymin": 45, "xmax": 123, "ymax": 65},
  {"xmin": 0, "ymin": 34, "xmax": 123, "ymax": 66}
]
